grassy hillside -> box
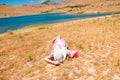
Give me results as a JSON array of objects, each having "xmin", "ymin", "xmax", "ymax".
[
  {"xmin": 0, "ymin": 0, "xmax": 120, "ymax": 18},
  {"xmin": 0, "ymin": 15, "xmax": 120, "ymax": 80}
]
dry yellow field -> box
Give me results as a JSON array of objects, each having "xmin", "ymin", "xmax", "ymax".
[{"xmin": 0, "ymin": 14, "xmax": 120, "ymax": 80}]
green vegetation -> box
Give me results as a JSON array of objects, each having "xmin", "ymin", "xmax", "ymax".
[
  {"xmin": 112, "ymin": 12, "xmax": 115, "ymax": 17},
  {"xmin": 77, "ymin": 11, "xmax": 85, "ymax": 14},
  {"xmin": 95, "ymin": 45, "xmax": 99, "ymax": 50},
  {"xmin": 0, "ymin": 53, "xmax": 9, "ymax": 57},
  {"xmin": 62, "ymin": 71, "xmax": 67, "ymax": 76},
  {"xmin": 105, "ymin": 16, "xmax": 110, "ymax": 22},
  {"xmin": 77, "ymin": 41, "xmax": 84, "ymax": 49},
  {"xmin": 66, "ymin": 4, "xmax": 88, "ymax": 8},
  {"xmin": 117, "ymin": 59, "xmax": 120, "ymax": 66},
  {"xmin": 7, "ymin": 30, "xmax": 24, "ymax": 39},
  {"xmin": 41, "ymin": 9, "xmax": 54, "ymax": 13},
  {"xmin": 26, "ymin": 24, "xmax": 50, "ymax": 29},
  {"xmin": 9, "ymin": 61, "xmax": 17, "ymax": 69},
  {"xmin": 24, "ymin": 69, "xmax": 31, "ymax": 75},
  {"xmin": 15, "ymin": 31, "xmax": 23, "ymax": 39},
  {"xmin": 0, "ymin": 37, "xmax": 1, "ymax": 41},
  {"xmin": 88, "ymin": 44, "xmax": 92, "ymax": 50},
  {"xmin": 26, "ymin": 52, "xmax": 33, "ymax": 61},
  {"xmin": 94, "ymin": 62, "xmax": 99, "ymax": 66},
  {"xmin": 7, "ymin": 30, "xmax": 14, "ymax": 35},
  {"xmin": 93, "ymin": 19, "xmax": 97, "ymax": 23}
]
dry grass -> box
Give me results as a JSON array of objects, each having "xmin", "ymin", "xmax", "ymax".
[{"xmin": 0, "ymin": 15, "xmax": 120, "ymax": 80}]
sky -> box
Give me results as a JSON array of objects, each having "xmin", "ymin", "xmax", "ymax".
[{"xmin": 0, "ymin": 0, "xmax": 62, "ymax": 6}]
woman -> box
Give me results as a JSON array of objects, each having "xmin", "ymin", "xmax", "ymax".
[{"xmin": 44, "ymin": 35, "xmax": 78, "ymax": 66}]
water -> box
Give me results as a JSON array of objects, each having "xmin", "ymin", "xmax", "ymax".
[{"xmin": 0, "ymin": 12, "xmax": 120, "ymax": 34}]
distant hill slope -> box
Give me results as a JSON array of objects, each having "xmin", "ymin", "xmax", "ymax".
[
  {"xmin": 0, "ymin": 0, "xmax": 120, "ymax": 18},
  {"xmin": 41, "ymin": 0, "xmax": 51, "ymax": 4}
]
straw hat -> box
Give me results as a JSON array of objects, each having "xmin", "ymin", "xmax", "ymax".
[{"xmin": 54, "ymin": 47, "xmax": 67, "ymax": 62}]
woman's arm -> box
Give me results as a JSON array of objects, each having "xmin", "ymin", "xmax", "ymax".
[{"xmin": 44, "ymin": 56, "xmax": 60, "ymax": 66}]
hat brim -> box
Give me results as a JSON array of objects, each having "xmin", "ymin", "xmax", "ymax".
[{"xmin": 54, "ymin": 48, "xmax": 67, "ymax": 62}]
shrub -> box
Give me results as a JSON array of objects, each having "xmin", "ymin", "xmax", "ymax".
[
  {"xmin": 77, "ymin": 11, "xmax": 84, "ymax": 14},
  {"xmin": 41, "ymin": 9, "xmax": 53, "ymax": 13},
  {"xmin": 93, "ymin": 19, "xmax": 97, "ymax": 23},
  {"xmin": 4, "ymin": 13, "xmax": 7, "ymax": 16},
  {"xmin": 112, "ymin": 12, "xmax": 115, "ymax": 17},
  {"xmin": 69, "ymin": 9, "xmax": 72, "ymax": 12},
  {"xmin": 27, "ymin": 24, "xmax": 49, "ymax": 30},
  {"xmin": 15, "ymin": 31, "xmax": 23, "ymax": 39},
  {"xmin": 7, "ymin": 30, "xmax": 14, "ymax": 35},
  {"xmin": 62, "ymin": 71, "xmax": 67, "ymax": 76},
  {"xmin": 67, "ymin": 4, "xmax": 87, "ymax": 8},
  {"xmin": 118, "ymin": 59, "xmax": 120, "ymax": 66},
  {"xmin": 117, "ymin": 3, "xmax": 120, "ymax": 5},
  {"xmin": 94, "ymin": 62, "xmax": 99, "ymax": 66},
  {"xmin": 88, "ymin": 44, "xmax": 92, "ymax": 50},
  {"xmin": 38, "ymin": 26, "xmax": 48, "ymax": 30},
  {"xmin": 26, "ymin": 52, "xmax": 33, "ymax": 61},
  {"xmin": 77, "ymin": 41, "xmax": 84, "ymax": 49},
  {"xmin": 24, "ymin": 69, "xmax": 31, "ymax": 75},
  {"xmin": 91, "ymin": 5, "xmax": 94, "ymax": 7}
]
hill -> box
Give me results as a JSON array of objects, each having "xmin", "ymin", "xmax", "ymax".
[
  {"xmin": 0, "ymin": 0, "xmax": 120, "ymax": 18},
  {"xmin": 0, "ymin": 14, "xmax": 120, "ymax": 80}
]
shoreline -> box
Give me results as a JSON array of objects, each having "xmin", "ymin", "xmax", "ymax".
[
  {"xmin": 0, "ymin": 14, "xmax": 115, "ymax": 37},
  {"xmin": 0, "ymin": 11, "xmax": 119, "ymax": 19}
]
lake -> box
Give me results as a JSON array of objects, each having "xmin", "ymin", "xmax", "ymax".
[{"xmin": 0, "ymin": 12, "xmax": 120, "ymax": 34}]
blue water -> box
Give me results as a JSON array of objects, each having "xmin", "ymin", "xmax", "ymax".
[{"xmin": 0, "ymin": 12, "xmax": 120, "ymax": 34}]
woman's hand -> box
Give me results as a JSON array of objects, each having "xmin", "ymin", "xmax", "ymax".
[
  {"xmin": 44, "ymin": 56, "xmax": 60, "ymax": 66},
  {"xmin": 53, "ymin": 61, "xmax": 60, "ymax": 66}
]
